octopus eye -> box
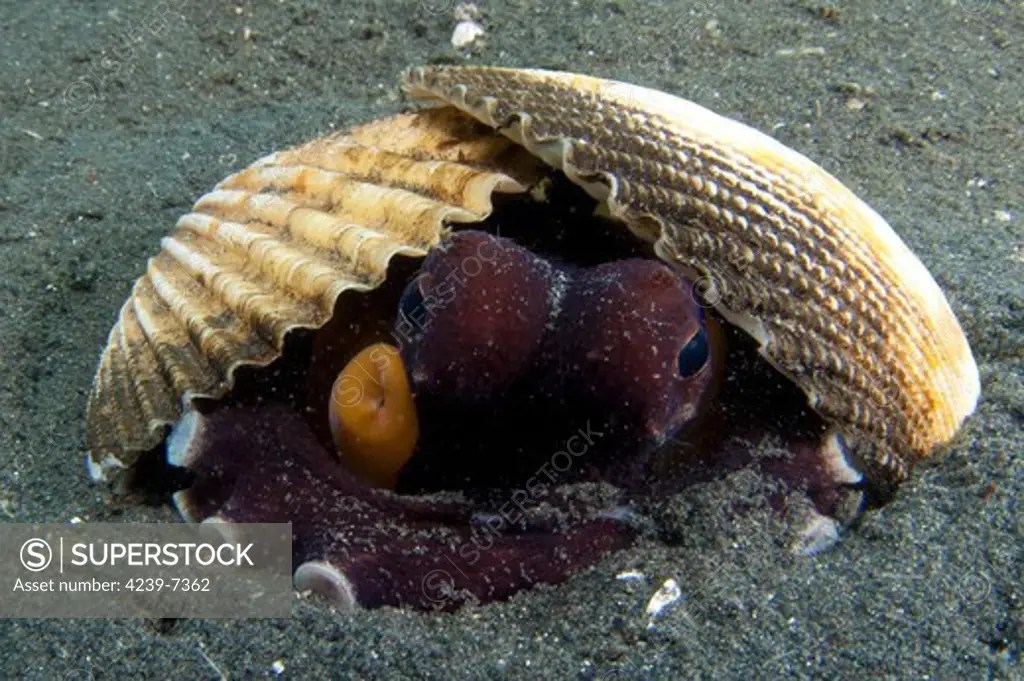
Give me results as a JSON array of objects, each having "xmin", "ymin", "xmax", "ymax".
[{"xmin": 676, "ymin": 327, "xmax": 710, "ymax": 378}]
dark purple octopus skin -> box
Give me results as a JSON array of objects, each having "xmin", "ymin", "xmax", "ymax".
[
  {"xmin": 391, "ymin": 231, "xmax": 715, "ymax": 492},
  {"xmin": 169, "ymin": 404, "xmax": 632, "ymax": 611},
  {"xmin": 168, "ymin": 230, "xmax": 865, "ymax": 611}
]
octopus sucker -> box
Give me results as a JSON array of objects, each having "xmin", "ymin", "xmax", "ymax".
[{"xmin": 85, "ymin": 66, "xmax": 980, "ymax": 611}]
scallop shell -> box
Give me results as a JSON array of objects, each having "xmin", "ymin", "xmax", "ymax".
[
  {"xmin": 86, "ymin": 107, "xmax": 545, "ymax": 479},
  {"xmin": 404, "ymin": 67, "xmax": 980, "ymax": 483},
  {"xmin": 86, "ymin": 66, "xmax": 979, "ymax": 488}
]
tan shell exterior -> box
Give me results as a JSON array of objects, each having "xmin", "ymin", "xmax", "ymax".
[
  {"xmin": 87, "ymin": 66, "xmax": 979, "ymax": 486},
  {"xmin": 404, "ymin": 66, "xmax": 981, "ymax": 483}
]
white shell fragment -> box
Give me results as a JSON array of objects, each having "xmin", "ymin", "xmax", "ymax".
[
  {"xmin": 645, "ymin": 578, "xmax": 682, "ymax": 619},
  {"xmin": 451, "ymin": 20, "xmax": 485, "ymax": 48}
]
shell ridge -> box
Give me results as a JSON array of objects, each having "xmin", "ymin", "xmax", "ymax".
[
  {"xmin": 148, "ymin": 248, "xmax": 278, "ymax": 379},
  {"xmin": 118, "ymin": 302, "xmax": 180, "ymax": 436},
  {"xmin": 131, "ymin": 278, "xmax": 221, "ymax": 398},
  {"xmin": 105, "ymin": 314, "xmax": 150, "ymax": 449},
  {"xmin": 177, "ymin": 210, "xmax": 363, "ymax": 328},
  {"xmin": 265, "ymin": 144, "xmax": 528, "ymax": 216}
]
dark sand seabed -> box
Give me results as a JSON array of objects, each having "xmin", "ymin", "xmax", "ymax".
[{"xmin": 1, "ymin": 0, "xmax": 1021, "ymax": 678}]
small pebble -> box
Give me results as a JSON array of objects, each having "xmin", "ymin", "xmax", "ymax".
[{"xmin": 451, "ymin": 20, "xmax": 485, "ymax": 48}]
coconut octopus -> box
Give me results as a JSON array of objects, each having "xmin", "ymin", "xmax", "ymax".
[{"xmin": 85, "ymin": 66, "xmax": 980, "ymax": 611}]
